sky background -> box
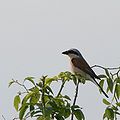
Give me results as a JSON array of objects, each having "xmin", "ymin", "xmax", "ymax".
[{"xmin": 0, "ymin": 0, "xmax": 120, "ymax": 120}]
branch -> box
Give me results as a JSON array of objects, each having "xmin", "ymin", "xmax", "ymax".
[
  {"xmin": 57, "ymin": 80, "xmax": 66, "ymax": 97},
  {"xmin": 71, "ymin": 80, "xmax": 80, "ymax": 120},
  {"xmin": 2, "ymin": 115, "xmax": 6, "ymax": 120},
  {"xmin": 13, "ymin": 80, "xmax": 29, "ymax": 93},
  {"xmin": 41, "ymin": 76, "xmax": 46, "ymax": 113},
  {"xmin": 91, "ymin": 65, "xmax": 120, "ymax": 70}
]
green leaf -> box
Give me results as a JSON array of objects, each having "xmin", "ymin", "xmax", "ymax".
[
  {"xmin": 19, "ymin": 104, "xmax": 28, "ymax": 120},
  {"xmin": 55, "ymin": 114, "xmax": 64, "ymax": 120},
  {"xmin": 115, "ymin": 84, "xmax": 120, "ymax": 99},
  {"xmin": 58, "ymin": 72, "xmax": 72, "ymax": 81},
  {"xmin": 54, "ymin": 98, "xmax": 64, "ymax": 105},
  {"xmin": 30, "ymin": 105, "xmax": 34, "ymax": 117},
  {"xmin": 73, "ymin": 109, "xmax": 85, "ymax": 120},
  {"xmin": 115, "ymin": 77, "xmax": 120, "ymax": 83},
  {"xmin": 99, "ymin": 80, "xmax": 104, "ymax": 93},
  {"xmin": 58, "ymin": 105, "xmax": 71, "ymax": 118},
  {"xmin": 37, "ymin": 116, "xmax": 50, "ymax": 120},
  {"xmin": 36, "ymin": 82, "xmax": 43, "ymax": 88},
  {"xmin": 107, "ymin": 78, "xmax": 113, "ymax": 93},
  {"xmin": 103, "ymin": 99, "xmax": 110, "ymax": 105},
  {"xmin": 30, "ymin": 93, "xmax": 40, "ymax": 104},
  {"xmin": 44, "ymin": 106, "xmax": 53, "ymax": 117},
  {"xmin": 78, "ymin": 77, "xmax": 86, "ymax": 84},
  {"xmin": 107, "ymin": 86, "xmax": 110, "ymax": 93},
  {"xmin": 45, "ymin": 76, "xmax": 58, "ymax": 85},
  {"xmin": 22, "ymin": 92, "xmax": 34, "ymax": 105},
  {"xmin": 46, "ymin": 86, "xmax": 54, "ymax": 95},
  {"xmin": 24, "ymin": 77, "xmax": 35, "ymax": 85},
  {"xmin": 71, "ymin": 105, "xmax": 80, "ymax": 110},
  {"xmin": 115, "ymin": 111, "xmax": 120, "ymax": 115},
  {"xmin": 64, "ymin": 107, "xmax": 71, "ymax": 118},
  {"xmin": 62, "ymin": 102, "xmax": 71, "ymax": 118},
  {"xmin": 37, "ymin": 116, "xmax": 44, "ymax": 120},
  {"xmin": 63, "ymin": 95, "xmax": 71, "ymax": 101},
  {"xmin": 14, "ymin": 95, "xmax": 21, "ymax": 111},
  {"xmin": 98, "ymin": 74, "xmax": 107, "ymax": 78},
  {"xmin": 49, "ymin": 100, "xmax": 58, "ymax": 111},
  {"xmin": 104, "ymin": 108, "xmax": 114, "ymax": 120},
  {"xmin": 116, "ymin": 102, "xmax": 120, "ymax": 107},
  {"xmin": 105, "ymin": 69, "xmax": 110, "ymax": 77},
  {"xmin": 44, "ymin": 95, "xmax": 50, "ymax": 103},
  {"xmin": 58, "ymin": 72, "xmax": 65, "ymax": 78},
  {"xmin": 29, "ymin": 86, "xmax": 39, "ymax": 93},
  {"xmin": 33, "ymin": 110, "xmax": 42, "ymax": 117},
  {"xmin": 72, "ymin": 75, "xmax": 77, "ymax": 85},
  {"xmin": 111, "ymin": 105, "xmax": 118, "ymax": 111},
  {"xmin": 8, "ymin": 80, "xmax": 15, "ymax": 87}
]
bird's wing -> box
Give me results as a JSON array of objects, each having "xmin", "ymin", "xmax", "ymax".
[
  {"xmin": 71, "ymin": 58, "xmax": 100, "ymax": 79},
  {"xmin": 71, "ymin": 58, "xmax": 109, "ymax": 98}
]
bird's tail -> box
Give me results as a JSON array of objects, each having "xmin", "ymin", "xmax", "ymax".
[{"xmin": 92, "ymin": 78, "xmax": 109, "ymax": 98}]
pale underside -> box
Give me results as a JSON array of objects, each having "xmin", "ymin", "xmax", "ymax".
[
  {"xmin": 70, "ymin": 60, "xmax": 97, "ymax": 85},
  {"xmin": 68, "ymin": 54, "xmax": 97, "ymax": 85}
]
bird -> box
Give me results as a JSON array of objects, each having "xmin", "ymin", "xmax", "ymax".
[{"xmin": 62, "ymin": 48, "xmax": 108, "ymax": 98}]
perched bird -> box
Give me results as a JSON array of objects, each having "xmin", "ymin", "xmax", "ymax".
[{"xmin": 62, "ymin": 48, "xmax": 108, "ymax": 98}]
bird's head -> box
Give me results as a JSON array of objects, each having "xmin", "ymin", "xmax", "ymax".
[{"xmin": 62, "ymin": 48, "xmax": 82, "ymax": 59}]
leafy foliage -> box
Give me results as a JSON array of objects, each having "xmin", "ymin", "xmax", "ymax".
[
  {"xmin": 10, "ymin": 66, "xmax": 120, "ymax": 120},
  {"xmin": 96, "ymin": 66, "xmax": 120, "ymax": 120},
  {"xmin": 10, "ymin": 72, "xmax": 84, "ymax": 120}
]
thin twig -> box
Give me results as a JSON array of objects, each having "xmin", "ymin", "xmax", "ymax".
[
  {"xmin": 14, "ymin": 80, "xmax": 29, "ymax": 93},
  {"xmin": 42, "ymin": 82, "xmax": 45, "ymax": 108},
  {"xmin": 2, "ymin": 115, "xmax": 6, "ymax": 120},
  {"xmin": 91, "ymin": 65, "xmax": 120, "ymax": 70},
  {"xmin": 41, "ymin": 76, "xmax": 46, "ymax": 116},
  {"xmin": 114, "ymin": 85, "xmax": 119, "ymax": 104},
  {"xmin": 71, "ymin": 80, "xmax": 80, "ymax": 120},
  {"xmin": 57, "ymin": 80, "xmax": 66, "ymax": 97}
]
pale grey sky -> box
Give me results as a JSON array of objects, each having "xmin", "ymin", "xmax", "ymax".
[{"xmin": 0, "ymin": 0, "xmax": 120, "ymax": 120}]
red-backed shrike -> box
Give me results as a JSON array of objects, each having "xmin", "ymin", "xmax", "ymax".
[{"xmin": 62, "ymin": 48, "xmax": 108, "ymax": 98}]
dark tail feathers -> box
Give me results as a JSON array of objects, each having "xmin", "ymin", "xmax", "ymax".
[{"xmin": 93, "ymin": 78, "xmax": 109, "ymax": 98}]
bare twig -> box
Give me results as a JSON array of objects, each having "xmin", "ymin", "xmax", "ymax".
[
  {"xmin": 13, "ymin": 80, "xmax": 29, "ymax": 93},
  {"xmin": 91, "ymin": 64, "xmax": 120, "ymax": 77},
  {"xmin": 2, "ymin": 115, "xmax": 6, "ymax": 120},
  {"xmin": 91, "ymin": 65, "xmax": 120, "ymax": 70},
  {"xmin": 57, "ymin": 80, "xmax": 66, "ymax": 97},
  {"xmin": 71, "ymin": 80, "xmax": 80, "ymax": 120}
]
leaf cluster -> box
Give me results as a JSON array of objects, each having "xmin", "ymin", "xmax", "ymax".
[
  {"xmin": 10, "ymin": 72, "xmax": 85, "ymax": 120},
  {"xmin": 98, "ymin": 68, "xmax": 120, "ymax": 120}
]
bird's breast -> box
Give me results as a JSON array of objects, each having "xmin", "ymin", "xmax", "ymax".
[
  {"xmin": 70, "ymin": 61, "xmax": 81, "ymax": 73},
  {"xmin": 70, "ymin": 61, "xmax": 92, "ymax": 81}
]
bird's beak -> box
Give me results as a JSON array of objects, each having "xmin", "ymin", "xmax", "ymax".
[{"xmin": 62, "ymin": 50, "xmax": 69, "ymax": 55}]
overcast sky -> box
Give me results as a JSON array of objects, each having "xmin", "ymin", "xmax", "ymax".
[{"xmin": 0, "ymin": 0, "xmax": 120, "ymax": 120}]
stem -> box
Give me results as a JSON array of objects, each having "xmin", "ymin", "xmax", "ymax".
[
  {"xmin": 2, "ymin": 115, "xmax": 6, "ymax": 120},
  {"xmin": 71, "ymin": 80, "xmax": 80, "ymax": 120},
  {"xmin": 57, "ymin": 80, "xmax": 66, "ymax": 97},
  {"xmin": 41, "ymin": 77, "xmax": 46, "ymax": 115},
  {"xmin": 14, "ymin": 80, "xmax": 29, "ymax": 93},
  {"xmin": 114, "ymin": 93, "xmax": 118, "ymax": 103},
  {"xmin": 91, "ymin": 65, "xmax": 120, "ymax": 70},
  {"xmin": 112, "ymin": 81, "xmax": 119, "ymax": 104}
]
